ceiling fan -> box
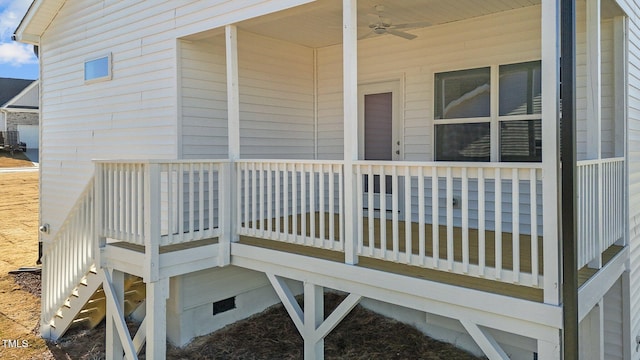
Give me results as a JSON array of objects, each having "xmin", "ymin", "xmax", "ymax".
[{"xmin": 359, "ymin": 5, "xmax": 431, "ymax": 40}]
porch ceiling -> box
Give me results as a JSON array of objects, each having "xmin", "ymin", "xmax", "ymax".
[{"xmin": 237, "ymin": 0, "xmax": 544, "ymax": 48}]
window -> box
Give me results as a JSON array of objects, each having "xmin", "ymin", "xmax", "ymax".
[
  {"xmin": 434, "ymin": 61, "xmax": 541, "ymax": 162},
  {"xmin": 498, "ymin": 61, "xmax": 541, "ymax": 162},
  {"xmin": 84, "ymin": 54, "xmax": 112, "ymax": 83}
]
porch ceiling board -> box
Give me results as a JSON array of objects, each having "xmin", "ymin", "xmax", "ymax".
[{"xmin": 234, "ymin": 0, "xmax": 542, "ymax": 48}]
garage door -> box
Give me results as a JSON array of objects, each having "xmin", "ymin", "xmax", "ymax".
[{"xmin": 17, "ymin": 125, "xmax": 38, "ymax": 149}]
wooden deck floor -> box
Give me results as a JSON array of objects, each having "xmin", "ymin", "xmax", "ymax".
[{"xmin": 242, "ymin": 212, "xmax": 624, "ymax": 302}]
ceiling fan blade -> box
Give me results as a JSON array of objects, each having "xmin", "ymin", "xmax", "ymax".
[
  {"xmin": 386, "ymin": 29, "xmax": 417, "ymax": 40},
  {"xmin": 392, "ymin": 21, "xmax": 432, "ymax": 30},
  {"xmin": 358, "ymin": 30, "xmax": 377, "ymax": 40}
]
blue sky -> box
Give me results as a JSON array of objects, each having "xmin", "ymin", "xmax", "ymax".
[{"xmin": 0, "ymin": 0, "xmax": 38, "ymax": 80}]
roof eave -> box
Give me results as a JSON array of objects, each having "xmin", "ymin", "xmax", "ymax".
[{"xmin": 13, "ymin": 0, "xmax": 66, "ymax": 45}]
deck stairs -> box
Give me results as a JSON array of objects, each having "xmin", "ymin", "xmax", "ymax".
[{"xmin": 48, "ymin": 265, "xmax": 146, "ymax": 340}]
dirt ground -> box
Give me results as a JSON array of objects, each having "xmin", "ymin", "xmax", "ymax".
[
  {"xmin": 0, "ymin": 151, "xmax": 36, "ymax": 168},
  {"xmin": 0, "ymin": 161, "xmax": 483, "ymax": 359}
]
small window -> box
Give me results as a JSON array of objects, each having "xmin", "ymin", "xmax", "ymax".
[
  {"xmin": 499, "ymin": 61, "xmax": 542, "ymax": 116},
  {"xmin": 434, "ymin": 67, "xmax": 490, "ymax": 119},
  {"xmin": 84, "ymin": 54, "xmax": 112, "ymax": 83},
  {"xmin": 435, "ymin": 122, "xmax": 491, "ymax": 161}
]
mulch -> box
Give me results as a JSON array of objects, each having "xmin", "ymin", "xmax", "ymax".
[{"xmin": 11, "ymin": 273, "xmax": 484, "ymax": 359}]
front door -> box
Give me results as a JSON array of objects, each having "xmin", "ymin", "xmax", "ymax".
[{"xmin": 359, "ymin": 80, "xmax": 402, "ymax": 214}]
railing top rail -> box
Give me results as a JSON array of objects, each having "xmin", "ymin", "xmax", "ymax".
[
  {"xmin": 353, "ymin": 160, "xmax": 543, "ymax": 169},
  {"xmin": 577, "ymin": 157, "xmax": 625, "ymax": 166},
  {"xmin": 236, "ymin": 159, "xmax": 345, "ymax": 165},
  {"xmin": 93, "ymin": 159, "xmax": 231, "ymax": 165}
]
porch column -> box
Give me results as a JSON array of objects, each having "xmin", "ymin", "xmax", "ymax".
[
  {"xmin": 343, "ymin": 0, "xmax": 358, "ymax": 265},
  {"xmin": 586, "ymin": 0, "xmax": 603, "ymax": 269},
  {"xmin": 223, "ymin": 24, "xmax": 240, "ymax": 265},
  {"xmin": 540, "ymin": 0, "xmax": 561, "ymax": 306}
]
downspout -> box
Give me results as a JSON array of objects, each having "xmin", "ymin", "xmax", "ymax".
[{"xmin": 560, "ymin": 0, "xmax": 578, "ymax": 358}]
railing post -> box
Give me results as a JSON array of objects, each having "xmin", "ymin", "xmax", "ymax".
[
  {"xmin": 94, "ymin": 162, "xmax": 105, "ymax": 270},
  {"xmin": 218, "ymin": 162, "xmax": 234, "ymax": 266},
  {"xmin": 144, "ymin": 163, "xmax": 161, "ymax": 282},
  {"xmin": 589, "ymin": 162, "xmax": 603, "ymax": 268}
]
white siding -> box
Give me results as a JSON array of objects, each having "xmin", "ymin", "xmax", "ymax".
[
  {"xmin": 38, "ymin": 0, "xmax": 312, "ymax": 235},
  {"xmin": 620, "ymin": 0, "xmax": 640, "ymax": 357},
  {"xmin": 237, "ymin": 31, "xmax": 315, "ymax": 159},
  {"xmin": 180, "ymin": 37, "xmax": 229, "ymax": 159}
]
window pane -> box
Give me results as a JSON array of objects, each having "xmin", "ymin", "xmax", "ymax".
[
  {"xmin": 435, "ymin": 123, "xmax": 490, "ymax": 161},
  {"xmin": 85, "ymin": 56, "xmax": 110, "ymax": 81},
  {"xmin": 500, "ymin": 120, "xmax": 542, "ymax": 162},
  {"xmin": 499, "ymin": 61, "xmax": 541, "ymax": 116},
  {"xmin": 435, "ymin": 67, "xmax": 490, "ymax": 119}
]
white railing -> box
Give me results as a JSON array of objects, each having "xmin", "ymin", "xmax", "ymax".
[
  {"xmin": 237, "ymin": 160, "xmax": 344, "ymax": 251},
  {"xmin": 96, "ymin": 160, "xmax": 226, "ymax": 247},
  {"xmin": 42, "ymin": 178, "xmax": 95, "ymax": 325},
  {"xmin": 577, "ymin": 157, "xmax": 625, "ymax": 269},
  {"xmin": 354, "ymin": 161, "xmax": 543, "ymax": 287}
]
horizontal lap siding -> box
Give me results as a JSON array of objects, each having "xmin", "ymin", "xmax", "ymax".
[
  {"xmin": 180, "ymin": 37, "xmax": 229, "ymax": 159},
  {"xmin": 622, "ymin": 0, "xmax": 640, "ymax": 356},
  {"xmin": 238, "ymin": 31, "xmax": 314, "ymax": 159},
  {"xmin": 40, "ymin": 0, "xmax": 313, "ymax": 234}
]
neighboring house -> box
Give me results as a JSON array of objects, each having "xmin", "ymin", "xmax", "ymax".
[
  {"xmin": 0, "ymin": 78, "xmax": 39, "ymax": 150},
  {"xmin": 12, "ymin": 0, "xmax": 637, "ymax": 359}
]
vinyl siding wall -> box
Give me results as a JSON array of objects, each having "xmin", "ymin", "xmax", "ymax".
[
  {"xmin": 619, "ymin": 0, "xmax": 640, "ymax": 357},
  {"xmin": 38, "ymin": 0, "xmax": 313, "ymax": 237}
]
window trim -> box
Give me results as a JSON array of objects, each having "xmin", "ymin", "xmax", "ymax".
[
  {"xmin": 433, "ymin": 60, "xmax": 542, "ymax": 162},
  {"xmin": 84, "ymin": 53, "xmax": 112, "ymax": 84}
]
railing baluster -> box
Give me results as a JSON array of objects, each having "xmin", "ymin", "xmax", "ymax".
[
  {"xmin": 178, "ymin": 163, "xmax": 184, "ymax": 240},
  {"xmin": 530, "ymin": 168, "xmax": 538, "ymax": 287},
  {"xmin": 208, "ymin": 163, "xmax": 215, "ymax": 237},
  {"xmin": 251, "ymin": 162, "xmax": 257, "ymax": 236},
  {"xmin": 404, "ymin": 166, "xmax": 411, "ymax": 264},
  {"xmin": 319, "ymin": 165, "xmax": 325, "ymax": 244},
  {"xmin": 356, "ymin": 165, "xmax": 364, "ymax": 254},
  {"xmin": 292, "ymin": 163, "xmax": 298, "ymax": 242},
  {"xmin": 367, "ymin": 165, "xmax": 374, "ymax": 256},
  {"xmin": 462, "ymin": 167, "xmax": 469, "ymax": 273},
  {"xmin": 392, "ymin": 166, "xmax": 399, "ymax": 261},
  {"xmin": 284, "ymin": 163, "xmax": 289, "ymax": 241},
  {"xmin": 512, "ymin": 168, "xmax": 520, "ymax": 283},
  {"xmin": 495, "ymin": 168, "xmax": 502, "ymax": 280},
  {"xmin": 259, "ymin": 162, "xmax": 264, "ymax": 235},
  {"xmin": 478, "ymin": 168, "xmax": 485, "ymax": 276},
  {"xmin": 189, "ymin": 164, "xmax": 195, "ymax": 237},
  {"xmin": 267, "ymin": 163, "xmax": 273, "ymax": 238},
  {"xmin": 446, "ymin": 167, "xmax": 453, "ymax": 271},
  {"xmin": 275, "ymin": 163, "xmax": 281, "ymax": 238},
  {"xmin": 198, "ymin": 163, "xmax": 205, "ymax": 239},
  {"xmin": 310, "ymin": 164, "xmax": 316, "ymax": 246},
  {"xmin": 339, "ymin": 165, "xmax": 344, "ymax": 249},
  {"xmin": 418, "ymin": 166, "xmax": 425, "ymax": 266},
  {"xmin": 329, "ymin": 165, "xmax": 335, "ymax": 248},
  {"xmin": 380, "ymin": 165, "xmax": 387, "ymax": 258},
  {"xmin": 431, "ymin": 166, "xmax": 439, "ymax": 269},
  {"xmin": 301, "ymin": 164, "xmax": 307, "ymax": 244}
]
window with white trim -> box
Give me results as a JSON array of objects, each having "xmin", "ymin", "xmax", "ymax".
[
  {"xmin": 434, "ymin": 61, "xmax": 542, "ymax": 162},
  {"xmin": 84, "ymin": 53, "xmax": 112, "ymax": 83}
]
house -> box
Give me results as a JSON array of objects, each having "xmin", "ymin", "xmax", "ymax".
[
  {"xmin": 12, "ymin": 0, "xmax": 638, "ymax": 359},
  {"xmin": 0, "ymin": 78, "xmax": 39, "ymax": 150}
]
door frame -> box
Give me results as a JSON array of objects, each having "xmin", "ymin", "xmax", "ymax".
[{"xmin": 357, "ymin": 79, "xmax": 404, "ymax": 161}]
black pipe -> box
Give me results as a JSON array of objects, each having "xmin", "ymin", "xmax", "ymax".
[{"xmin": 560, "ymin": 0, "xmax": 578, "ymax": 358}]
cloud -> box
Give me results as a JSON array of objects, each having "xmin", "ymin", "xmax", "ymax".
[
  {"xmin": 0, "ymin": 41, "xmax": 37, "ymax": 66},
  {"xmin": 0, "ymin": 0, "xmax": 32, "ymax": 39}
]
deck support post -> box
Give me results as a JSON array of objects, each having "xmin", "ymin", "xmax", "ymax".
[
  {"xmin": 342, "ymin": 0, "xmax": 359, "ymax": 265},
  {"xmin": 105, "ymin": 269, "xmax": 125, "ymax": 360},
  {"xmin": 102, "ymin": 269, "xmax": 137, "ymax": 360},
  {"xmin": 143, "ymin": 163, "xmax": 160, "ymax": 283},
  {"xmin": 537, "ymin": 335, "xmax": 562, "ymax": 360},
  {"xmin": 460, "ymin": 320, "xmax": 509, "ymax": 360},
  {"xmin": 145, "ymin": 277, "xmax": 169, "ymax": 360},
  {"xmin": 303, "ymin": 282, "xmax": 324, "ymax": 359},
  {"xmin": 267, "ymin": 274, "xmax": 362, "ymax": 360}
]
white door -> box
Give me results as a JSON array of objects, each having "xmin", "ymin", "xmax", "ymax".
[{"xmin": 358, "ymin": 81, "xmax": 403, "ymax": 214}]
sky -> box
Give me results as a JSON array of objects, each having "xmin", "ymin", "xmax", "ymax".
[{"xmin": 0, "ymin": 0, "xmax": 38, "ymax": 80}]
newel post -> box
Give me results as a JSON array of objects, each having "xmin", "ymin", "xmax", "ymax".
[
  {"xmin": 143, "ymin": 163, "xmax": 161, "ymax": 282},
  {"xmin": 218, "ymin": 161, "xmax": 234, "ymax": 266}
]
